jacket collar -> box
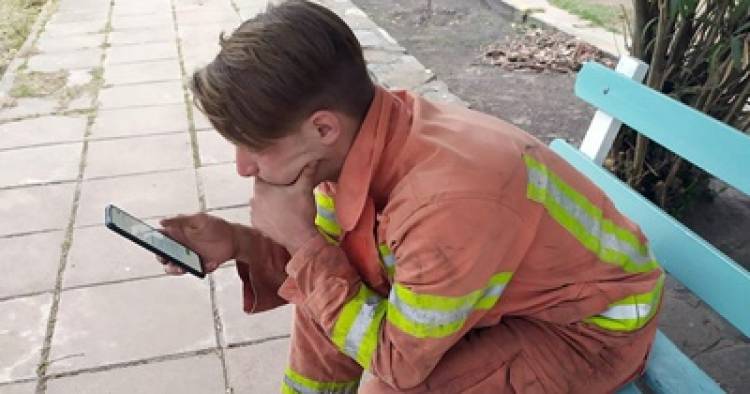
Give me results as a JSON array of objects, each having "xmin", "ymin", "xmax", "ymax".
[{"xmin": 335, "ymin": 86, "xmax": 412, "ymax": 231}]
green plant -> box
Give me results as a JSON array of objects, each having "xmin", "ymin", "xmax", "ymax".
[
  {"xmin": 0, "ymin": 0, "xmax": 45, "ymax": 74},
  {"xmin": 609, "ymin": 0, "xmax": 749, "ymax": 214}
]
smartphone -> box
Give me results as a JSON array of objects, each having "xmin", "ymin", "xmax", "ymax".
[{"xmin": 105, "ymin": 204, "xmax": 205, "ymax": 279}]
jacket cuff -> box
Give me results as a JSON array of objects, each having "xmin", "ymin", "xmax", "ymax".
[{"xmin": 280, "ymin": 234, "xmax": 360, "ymax": 326}]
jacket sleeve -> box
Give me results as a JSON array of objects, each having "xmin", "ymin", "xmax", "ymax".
[
  {"xmin": 282, "ymin": 198, "xmax": 531, "ymax": 390},
  {"xmin": 232, "ymin": 223, "xmax": 291, "ymax": 313}
]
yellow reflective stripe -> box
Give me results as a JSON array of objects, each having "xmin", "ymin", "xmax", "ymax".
[
  {"xmin": 282, "ymin": 368, "xmax": 359, "ymax": 394},
  {"xmin": 315, "ymin": 213, "xmax": 342, "ymax": 237},
  {"xmin": 314, "ymin": 190, "xmax": 335, "ymax": 210},
  {"xmin": 331, "ymin": 285, "xmax": 386, "ymax": 370},
  {"xmin": 313, "ymin": 189, "xmax": 342, "ymax": 242},
  {"xmin": 378, "ymin": 243, "xmax": 396, "ymax": 279},
  {"xmin": 585, "ymin": 273, "xmax": 665, "ymax": 332},
  {"xmin": 523, "ymin": 155, "xmax": 659, "ymax": 274},
  {"xmin": 319, "ymin": 230, "xmax": 339, "ymax": 246},
  {"xmin": 386, "ymin": 272, "xmax": 513, "ymax": 339}
]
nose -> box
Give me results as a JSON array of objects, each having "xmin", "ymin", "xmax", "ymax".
[{"xmin": 235, "ymin": 146, "xmax": 259, "ymax": 178}]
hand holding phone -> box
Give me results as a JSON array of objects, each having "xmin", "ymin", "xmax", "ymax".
[{"xmin": 106, "ymin": 205, "xmax": 207, "ymax": 278}]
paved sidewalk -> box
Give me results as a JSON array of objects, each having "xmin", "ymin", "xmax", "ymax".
[{"xmin": 0, "ymin": 0, "xmax": 461, "ymax": 393}]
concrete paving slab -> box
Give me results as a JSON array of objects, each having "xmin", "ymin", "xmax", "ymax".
[
  {"xmin": 178, "ymin": 23, "xmax": 240, "ymax": 42},
  {"xmin": 176, "ymin": 9, "xmax": 240, "ymax": 26},
  {"xmin": 36, "ymin": 33, "xmax": 105, "ymax": 54},
  {"xmin": 0, "ymin": 294, "xmax": 52, "ymax": 383},
  {"xmin": 0, "ymin": 231, "xmax": 64, "ymax": 299},
  {"xmin": 56, "ymin": 0, "xmax": 109, "ymax": 13},
  {"xmin": 105, "ymin": 42, "xmax": 179, "ymax": 65},
  {"xmin": 27, "ymin": 48, "xmax": 103, "ymax": 73},
  {"xmin": 0, "ymin": 115, "xmax": 87, "ymax": 150},
  {"xmin": 98, "ymin": 81, "xmax": 184, "ymax": 109},
  {"xmin": 192, "ymin": 107, "xmax": 214, "ymax": 130},
  {"xmin": 45, "ymin": 354, "xmax": 226, "ymax": 394},
  {"xmin": 43, "ymin": 20, "xmax": 108, "ymax": 37},
  {"xmin": 197, "ymin": 130, "xmax": 234, "ymax": 165},
  {"xmin": 111, "ymin": 0, "xmax": 171, "ymax": 17},
  {"xmin": 0, "ymin": 183, "xmax": 76, "ymax": 237},
  {"xmin": 84, "ymin": 133, "xmax": 193, "ymax": 179},
  {"xmin": 48, "ymin": 276, "xmax": 215, "ymax": 374},
  {"xmin": 225, "ymin": 338, "xmax": 290, "ymax": 393},
  {"xmin": 110, "ymin": 14, "xmax": 174, "ymax": 31},
  {"xmin": 49, "ymin": 10, "xmax": 108, "ymax": 24},
  {"xmin": 111, "ymin": 7, "xmax": 172, "ymax": 19},
  {"xmin": 109, "ymin": 29, "xmax": 176, "ymax": 46},
  {"xmin": 75, "ymin": 169, "xmax": 199, "ymax": 227},
  {"xmin": 0, "ymin": 381, "xmax": 37, "ymax": 394},
  {"xmin": 238, "ymin": 5, "xmax": 267, "ymax": 20},
  {"xmin": 63, "ymin": 225, "xmax": 166, "ymax": 289},
  {"xmin": 90, "ymin": 104, "xmax": 189, "ymax": 139},
  {"xmin": 0, "ymin": 98, "xmax": 58, "ymax": 121},
  {"xmin": 65, "ymin": 92, "xmax": 96, "ymax": 112},
  {"xmin": 103, "ymin": 59, "xmax": 182, "ymax": 86},
  {"xmin": 183, "ymin": 57, "xmax": 212, "ymax": 76},
  {"xmin": 198, "ymin": 163, "xmax": 252, "ymax": 210},
  {"xmin": 180, "ymin": 43, "xmax": 221, "ymax": 65},
  {"xmin": 0, "ymin": 143, "xmax": 82, "ymax": 188},
  {"xmin": 367, "ymin": 55, "xmax": 434, "ymax": 90},
  {"xmin": 213, "ymin": 267, "xmax": 293, "ymax": 345}
]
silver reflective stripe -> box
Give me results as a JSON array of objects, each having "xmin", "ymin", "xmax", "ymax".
[
  {"xmin": 388, "ymin": 284, "xmax": 506, "ymax": 326},
  {"xmin": 316, "ymin": 204, "xmax": 337, "ymax": 223},
  {"xmin": 382, "ymin": 253, "xmax": 395, "ymax": 268},
  {"xmin": 342, "ymin": 295, "xmax": 382, "ymax": 359},
  {"xmin": 284, "ymin": 376, "xmax": 318, "ymax": 394},
  {"xmin": 527, "ymin": 167, "xmax": 651, "ymax": 266},
  {"xmin": 479, "ymin": 283, "xmax": 505, "ymax": 300},
  {"xmin": 283, "ymin": 376, "xmax": 357, "ymax": 394},
  {"xmin": 599, "ymin": 303, "xmax": 652, "ymax": 320}
]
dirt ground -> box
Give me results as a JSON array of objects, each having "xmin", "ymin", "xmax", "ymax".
[{"xmin": 353, "ymin": 0, "xmax": 750, "ymax": 390}]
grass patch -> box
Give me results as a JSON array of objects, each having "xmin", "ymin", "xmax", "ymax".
[
  {"xmin": 57, "ymin": 66, "xmax": 102, "ymax": 109},
  {"xmin": 10, "ymin": 69, "xmax": 67, "ymax": 97},
  {"xmin": 0, "ymin": 0, "xmax": 46, "ymax": 75},
  {"xmin": 549, "ymin": 0, "xmax": 625, "ymax": 33}
]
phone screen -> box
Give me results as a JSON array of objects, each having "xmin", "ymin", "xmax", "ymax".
[{"xmin": 106, "ymin": 205, "xmax": 203, "ymax": 275}]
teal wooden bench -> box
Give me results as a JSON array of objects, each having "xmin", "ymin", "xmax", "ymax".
[{"xmin": 550, "ymin": 59, "xmax": 750, "ymax": 393}]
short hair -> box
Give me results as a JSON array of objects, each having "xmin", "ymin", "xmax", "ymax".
[{"xmin": 190, "ymin": 0, "xmax": 374, "ymax": 149}]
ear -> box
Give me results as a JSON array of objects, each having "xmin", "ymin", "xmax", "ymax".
[{"xmin": 306, "ymin": 110, "xmax": 341, "ymax": 146}]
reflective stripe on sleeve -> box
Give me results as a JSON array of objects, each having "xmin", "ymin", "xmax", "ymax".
[
  {"xmin": 585, "ymin": 272, "xmax": 665, "ymax": 331},
  {"xmin": 378, "ymin": 244, "xmax": 396, "ymax": 279},
  {"xmin": 331, "ymin": 285, "xmax": 387, "ymax": 370},
  {"xmin": 281, "ymin": 368, "xmax": 359, "ymax": 394},
  {"xmin": 314, "ymin": 190, "xmax": 342, "ymax": 244},
  {"xmin": 386, "ymin": 272, "xmax": 513, "ymax": 339}
]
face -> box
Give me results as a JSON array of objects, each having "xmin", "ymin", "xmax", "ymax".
[{"xmin": 234, "ymin": 110, "xmax": 356, "ymax": 186}]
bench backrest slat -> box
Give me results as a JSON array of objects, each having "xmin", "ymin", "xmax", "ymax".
[
  {"xmin": 550, "ymin": 139, "xmax": 750, "ymax": 337},
  {"xmin": 575, "ymin": 62, "xmax": 750, "ymax": 196}
]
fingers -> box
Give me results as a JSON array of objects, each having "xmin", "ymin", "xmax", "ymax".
[{"xmin": 164, "ymin": 262, "xmax": 185, "ymax": 275}]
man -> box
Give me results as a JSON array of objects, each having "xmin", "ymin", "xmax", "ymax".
[{"xmin": 158, "ymin": 1, "xmax": 664, "ymax": 392}]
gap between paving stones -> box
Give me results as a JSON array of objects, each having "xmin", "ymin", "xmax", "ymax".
[
  {"xmin": 40, "ymin": 334, "xmax": 291, "ymax": 384},
  {"xmin": 33, "ymin": 1, "xmax": 115, "ymax": 392},
  {"xmin": 169, "ymin": 0, "xmax": 231, "ymax": 391}
]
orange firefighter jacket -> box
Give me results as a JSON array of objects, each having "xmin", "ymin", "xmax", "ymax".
[{"xmin": 235, "ymin": 86, "xmax": 663, "ymax": 393}]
